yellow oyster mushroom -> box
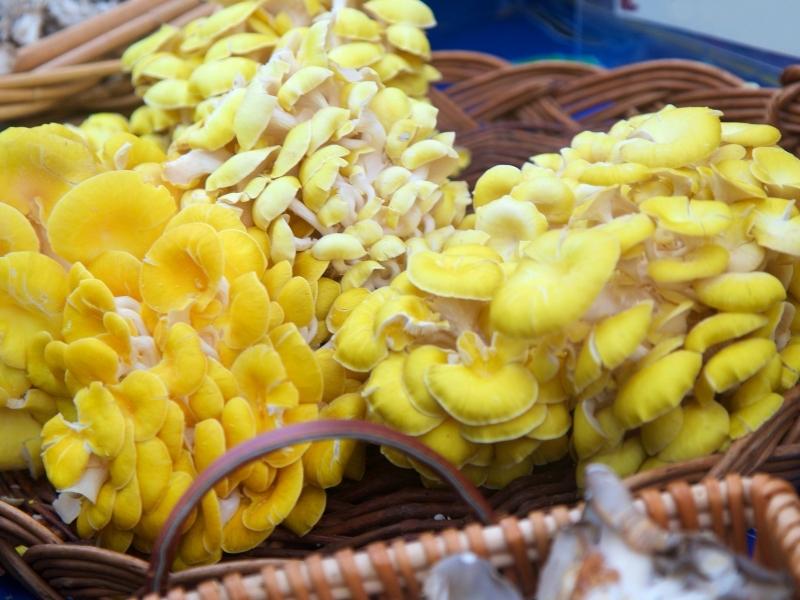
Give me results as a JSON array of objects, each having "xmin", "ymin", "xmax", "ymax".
[
  {"xmin": 0, "ymin": 204, "xmax": 39, "ymax": 255},
  {"xmin": 572, "ymin": 401, "xmax": 624, "ymax": 460},
  {"xmin": 461, "ymin": 404, "xmax": 547, "ymax": 444},
  {"xmin": 657, "ymin": 400, "xmax": 729, "ymax": 462},
  {"xmin": 277, "ymin": 66, "xmax": 333, "ymax": 110},
  {"xmin": 410, "ymin": 419, "xmax": 478, "ymax": 479},
  {"xmin": 180, "ymin": 1, "xmax": 264, "ymax": 53},
  {"xmin": 639, "ymin": 195, "xmax": 732, "ymax": 237},
  {"xmin": 64, "ymin": 337, "xmax": 119, "ymax": 390},
  {"xmin": 166, "ymin": 203, "xmax": 245, "ymax": 233},
  {"xmin": 311, "ymin": 233, "xmax": 367, "ymax": 261},
  {"xmin": 484, "ymin": 457, "xmax": 533, "ymax": 490},
  {"xmin": 269, "ymin": 323, "xmax": 322, "ymax": 404},
  {"xmin": 750, "ymin": 146, "xmax": 800, "ymax": 198},
  {"xmin": 511, "ymin": 175, "xmax": 575, "ymax": 225},
  {"xmin": 231, "ymin": 344, "xmax": 297, "ymax": 412},
  {"xmin": 618, "ymin": 107, "xmax": 721, "ymax": 169},
  {"xmin": 424, "ymin": 332, "xmax": 538, "ymax": 426},
  {"xmin": 242, "ymin": 460, "xmax": 304, "ymax": 532},
  {"xmin": 333, "ymin": 288, "xmax": 393, "ymax": 372},
  {"xmin": 0, "ymin": 125, "xmax": 100, "ymax": 222},
  {"xmin": 402, "ymin": 345, "xmax": 448, "ymax": 418},
  {"xmin": 121, "ymin": 24, "xmax": 179, "ymax": 70},
  {"xmin": 685, "ymin": 312, "xmax": 768, "ymax": 353},
  {"xmin": 528, "ymin": 402, "xmax": 571, "ymax": 441},
  {"xmin": 473, "ymin": 165, "xmax": 523, "ymax": 208},
  {"xmin": 150, "ymin": 323, "xmax": 207, "ymax": 398},
  {"xmin": 303, "ymin": 393, "xmax": 365, "ymax": 489},
  {"xmin": 283, "ymin": 485, "xmax": 327, "ymax": 537},
  {"xmin": 721, "ymin": 122, "xmax": 781, "ymax": 147},
  {"xmin": 493, "ymin": 438, "xmax": 540, "ymax": 468},
  {"xmin": 589, "ymin": 300, "xmax": 653, "ymax": 371},
  {"xmin": 578, "ymin": 162, "xmax": 650, "ymax": 186},
  {"xmin": 253, "ymin": 177, "xmax": 302, "ymax": 229},
  {"xmin": 641, "ymin": 406, "xmax": 683, "ymax": 456},
  {"xmin": 41, "ymin": 414, "xmax": 92, "ymax": 490},
  {"xmin": 702, "ymin": 338, "xmax": 777, "ymax": 393},
  {"xmin": 333, "ymin": 7, "xmax": 382, "ymax": 41},
  {"xmin": 751, "ymin": 198, "xmax": 800, "ymax": 256},
  {"xmin": 729, "ymin": 392, "xmax": 783, "ymax": 440},
  {"xmin": 74, "ymin": 382, "xmax": 127, "ymax": 458},
  {"xmin": 144, "ymin": 79, "xmax": 200, "ymax": 110},
  {"xmin": 728, "ymin": 354, "xmax": 783, "ymax": 411},
  {"xmin": 647, "ymin": 244, "xmax": 729, "ymax": 283},
  {"xmin": 0, "ymin": 407, "xmax": 43, "ymax": 471},
  {"xmin": 109, "ymin": 370, "xmax": 168, "ymax": 442},
  {"xmin": 131, "ymin": 52, "xmax": 193, "ymax": 85},
  {"xmin": 475, "ymin": 196, "xmax": 548, "ymax": 259},
  {"xmin": 181, "ymin": 87, "xmax": 245, "ymax": 151},
  {"xmin": 189, "ymin": 57, "xmax": 259, "ymax": 99},
  {"xmin": 102, "ymin": 132, "xmax": 166, "ymax": 170},
  {"xmin": 0, "ymin": 252, "xmax": 68, "ymax": 369},
  {"xmin": 140, "ymin": 223, "xmax": 224, "ymax": 313},
  {"xmin": 136, "ymin": 470, "xmax": 192, "ymax": 546},
  {"xmin": 694, "ymin": 272, "xmax": 786, "ymax": 313},
  {"xmin": 219, "ymin": 230, "xmax": 267, "ymax": 282},
  {"xmin": 364, "ymin": 353, "xmax": 443, "ymax": 435},
  {"xmin": 386, "ymin": 24, "xmax": 431, "ymax": 59},
  {"xmin": 491, "ymin": 229, "xmax": 619, "ymax": 338},
  {"xmin": 596, "ymin": 213, "xmax": 655, "ymax": 253},
  {"xmin": 364, "ymin": 0, "xmax": 437, "ymax": 27},
  {"xmin": 206, "ymin": 147, "xmax": 278, "ymax": 192},
  {"xmin": 48, "ymin": 171, "xmax": 175, "ymax": 264},
  {"xmin": 613, "ymin": 350, "xmax": 702, "ymax": 429},
  {"xmin": 407, "ymin": 249, "xmax": 503, "ymax": 301},
  {"xmin": 217, "ymin": 272, "xmax": 270, "ymax": 350},
  {"xmin": 576, "ymin": 437, "xmax": 645, "ymax": 487},
  {"xmin": 711, "ymin": 159, "xmax": 767, "ymax": 203}
]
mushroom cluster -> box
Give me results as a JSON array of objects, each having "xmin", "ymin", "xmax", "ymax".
[
  {"xmin": 0, "ymin": 119, "xmax": 373, "ymax": 567},
  {"xmin": 124, "ymin": 0, "xmax": 440, "ymax": 144},
  {"xmin": 333, "ymin": 105, "xmax": 800, "ymax": 486},
  {"xmin": 123, "ymin": 0, "xmax": 467, "ymax": 308}
]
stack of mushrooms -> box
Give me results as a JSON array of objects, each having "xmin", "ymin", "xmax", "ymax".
[{"xmin": 0, "ymin": 0, "xmax": 797, "ymax": 569}]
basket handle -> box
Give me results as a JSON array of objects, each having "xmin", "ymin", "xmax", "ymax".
[{"xmin": 144, "ymin": 419, "xmax": 496, "ymax": 594}]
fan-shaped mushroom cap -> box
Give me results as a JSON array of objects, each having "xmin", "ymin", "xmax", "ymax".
[
  {"xmin": 48, "ymin": 171, "xmax": 175, "ymax": 264},
  {"xmin": 721, "ymin": 122, "xmax": 780, "ymax": 147},
  {"xmin": 729, "ymin": 392, "xmax": 783, "ymax": 440},
  {"xmin": 242, "ymin": 460, "xmax": 304, "ymax": 532},
  {"xmin": 364, "ymin": 0, "xmax": 437, "ymax": 28},
  {"xmin": 657, "ymin": 400, "xmax": 729, "ymax": 462},
  {"xmin": 473, "ymin": 165, "xmax": 522, "ymax": 208},
  {"xmin": 140, "ymin": 223, "xmax": 224, "ymax": 313},
  {"xmin": 283, "ymin": 485, "xmax": 327, "ymax": 537},
  {"xmin": 640, "ymin": 406, "xmax": 683, "ymax": 456},
  {"xmin": 406, "ymin": 246, "xmax": 504, "ymax": 301},
  {"xmin": 639, "ymin": 196, "xmax": 732, "ymax": 237},
  {"xmin": 618, "ymin": 107, "xmax": 721, "ymax": 169},
  {"xmin": 694, "ymin": 272, "xmax": 786, "ymax": 313},
  {"xmin": 0, "ymin": 204, "xmax": 39, "ymax": 255},
  {"xmin": 364, "ymin": 353, "xmax": 443, "ymax": 435},
  {"xmin": 424, "ymin": 332, "xmax": 538, "ymax": 426},
  {"xmin": 0, "ymin": 252, "xmax": 68, "ymax": 369},
  {"xmin": 647, "ymin": 244, "xmax": 729, "ymax": 283},
  {"xmin": 702, "ymin": 338, "xmax": 777, "ymax": 394},
  {"xmin": 750, "ymin": 146, "xmax": 800, "ymax": 198},
  {"xmin": 613, "ymin": 350, "xmax": 702, "ymax": 429},
  {"xmin": 333, "ymin": 288, "xmax": 393, "ymax": 372},
  {"xmin": 572, "ymin": 401, "xmax": 625, "ymax": 460},
  {"xmin": 685, "ymin": 312, "xmax": 768, "ymax": 353},
  {"xmin": 475, "ymin": 197, "xmax": 548, "ymax": 258},
  {"xmin": 150, "ymin": 323, "xmax": 207, "ymax": 398},
  {"xmin": 490, "ymin": 229, "xmax": 620, "ymax": 338},
  {"xmin": 402, "ymin": 345, "xmax": 448, "ymax": 417},
  {"xmin": 751, "ymin": 197, "xmax": 800, "ymax": 256},
  {"xmin": 461, "ymin": 404, "xmax": 547, "ymax": 444},
  {"xmin": 0, "ymin": 408, "xmax": 43, "ymax": 471},
  {"xmin": 528, "ymin": 402, "xmax": 571, "ymax": 441},
  {"xmin": 0, "ymin": 125, "xmax": 100, "ymax": 223},
  {"xmin": 576, "ymin": 437, "xmax": 645, "ymax": 487}
]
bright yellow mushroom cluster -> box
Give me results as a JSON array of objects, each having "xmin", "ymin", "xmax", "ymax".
[
  {"xmin": 124, "ymin": 0, "xmax": 440, "ymax": 142},
  {"xmin": 333, "ymin": 105, "xmax": 800, "ymax": 487},
  {"xmin": 0, "ymin": 120, "xmax": 372, "ymax": 567},
  {"xmin": 121, "ymin": 0, "xmax": 467, "ymax": 299}
]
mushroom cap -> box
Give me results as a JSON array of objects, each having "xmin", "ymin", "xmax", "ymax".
[
  {"xmin": 685, "ymin": 312, "xmax": 768, "ymax": 353},
  {"xmin": 527, "ymin": 402, "xmax": 571, "ymax": 441},
  {"xmin": 0, "ymin": 407, "xmax": 43, "ymax": 472},
  {"xmin": 402, "ymin": 345, "xmax": 448, "ymax": 417},
  {"xmin": 490, "ymin": 229, "xmax": 620, "ymax": 338},
  {"xmin": 0, "ymin": 125, "xmax": 100, "ymax": 222},
  {"xmin": 618, "ymin": 107, "xmax": 721, "ymax": 169},
  {"xmin": 407, "ymin": 248, "xmax": 503, "ymax": 301},
  {"xmin": 702, "ymin": 338, "xmax": 777, "ymax": 393},
  {"xmin": 475, "ymin": 196, "xmax": 548, "ymax": 258},
  {"xmin": 647, "ymin": 244, "xmax": 729, "ymax": 283},
  {"xmin": 613, "ymin": 350, "xmax": 702, "ymax": 429},
  {"xmin": 597, "ymin": 213, "xmax": 655, "ymax": 253},
  {"xmin": 572, "ymin": 401, "xmax": 624, "ymax": 460},
  {"xmin": 576, "ymin": 437, "xmax": 645, "ymax": 487},
  {"xmin": 694, "ymin": 272, "xmax": 786, "ymax": 313},
  {"xmin": 473, "ymin": 165, "xmax": 523, "ymax": 208},
  {"xmin": 729, "ymin": 392, "xmax": 783, "ymax": 440},
  {"xmin": 283, "ymin": 485, "xmax": 327, "ymax": 537},
  {"xmin": 410, "ymin": 419, "xmax": 478, "ymax": 478},
  {"xmin": 641, "ymin": 406, "xmax": 684, "ymax": 456},
  {"xmin": 461, "ymin": 403, "xmax": 547, "ymax": 443},
  {"xmin": 424, "ymin": 333, "xmax": 538, "ymax": 426},
  {"xmin": 109, "ymin": 370, "xmax": 168, "ymax": 442},
  {"xmin": 140, "ymin": 222, "xmax": 224, "ymax": 313},
  {"xmin": 657, "ymin": 400, "xmax": 729, "ymax": 462},
  {"xmin": 592, "ymin": 300, "xmax": 653, "ymax": 369},
  {"xmin": 639, "ymin": 195, "xmax": 732, "ymax": 237},
  {"xmin": 364, "ymin": 353, "xmax": 443, "ymax": 435},
  {"xmin": 0, "ymin": 204, "xmax": 39, "ymax": 255},
  {"xmin": 364, "ymin": 0, "xmax": 437, "ymax": 28},
  {"xmin": 333, "ymin": 288, "xmax": 392, "ymax": 372},
  {"xmin": 751, "ymin": 146, "xmax": 800, "ymax": 197},
  {"xmin": 751, "ymin": 197, "xmax": 800, "ymax": 257},
  {"xmin": 48, "ymin": 171, "xmax": 176, "ymax": 264},
  {"xmin": 0, "ymin": 252, "xmax": 68, "ymax": 369},
  {"xmin": 721, "ymin": 122, "xmax": 781, "ymax": 147}
]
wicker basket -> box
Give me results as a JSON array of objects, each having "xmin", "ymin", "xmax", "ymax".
[{"xmin": 2, "ymin": 2, "xmax": 800, "ymax": 598}]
